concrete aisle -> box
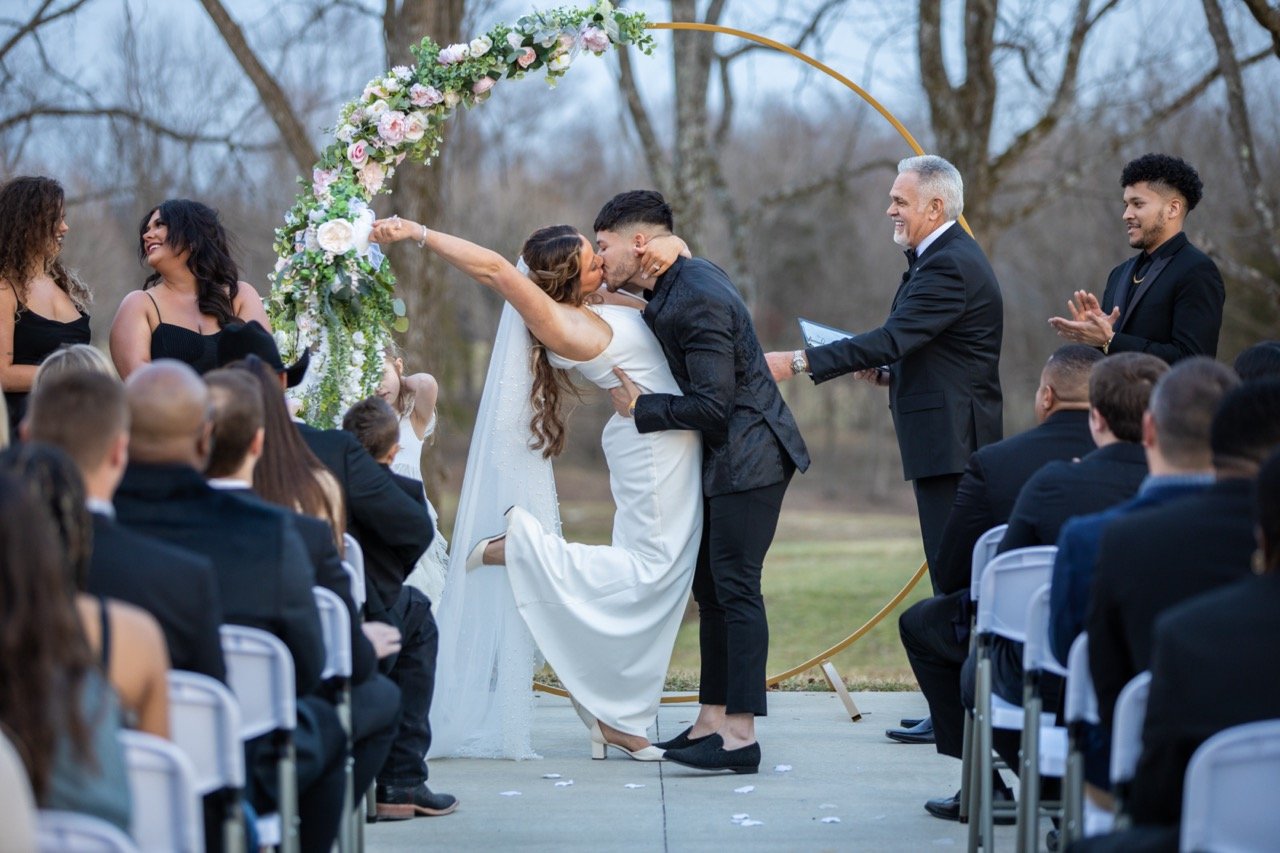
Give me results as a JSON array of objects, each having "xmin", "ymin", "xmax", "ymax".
[{"xmin": 366, "ymin": 691, "xmax": 1024, "ymax": 851}]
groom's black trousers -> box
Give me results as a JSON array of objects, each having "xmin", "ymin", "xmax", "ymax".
[{"xmin": 695, "ymin": 464, "xmax": 794, "ymax": 717}]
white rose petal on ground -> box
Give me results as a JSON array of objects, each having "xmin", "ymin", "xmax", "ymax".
[
  {"xmin": 740, "ymin": 819, "xmax": 764, "ymax": 827},
  {"xmin": 498, "ymin": 791, "xmax": 521, "ymax": 797},
  {"xmin": 773, "ymin": 764, "xmax": 792, "ymax": 773},
  {"xmin": 542, "ymin": 773, "xmax": 561, "ymax": 779},
  {"xmin": 624, "ymin": 783, "xmax": 645, "ymax": 789},
  {"xmin": 821, "ymin": 817, "xmax": 841, "ymax": 824},
  {"xmin": 554, "ymin": 780, "xmax": 574, "ymax": 787},
  {"xmin": 734, "ymin": 785, "xmax": 755, "ymax": 794},
  {"xmin": 732, "ymin": 813, "xmax": 749, "ymax": 822}
]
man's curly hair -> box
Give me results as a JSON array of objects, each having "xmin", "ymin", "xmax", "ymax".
[{"xmin": 1120, "ymin": 153, "xmax": 1203, "ymax": 212}]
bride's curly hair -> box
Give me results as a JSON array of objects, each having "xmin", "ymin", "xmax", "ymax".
[{"xmin": 521, "ymin": 225, "xmax": 589, "ymax": 458}]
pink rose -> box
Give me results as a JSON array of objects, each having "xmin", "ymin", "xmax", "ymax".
[
  {"xmin": 580, "ymin": 26, "xmax": 610, "ymax": 54},
  {"xmin": 410, "ymin": 84, "xmax": 443, "ymax": 107},
  {"xmin": 403, "ymin": 112, "xmax": 427, "ymax": 142},
  {"xmin": 438, "ymin": 43, "xmax": 469, "ymax": 65},
  {"xmin": 377, "ymin": 110, "xmax": 407, "ymax": 145},
  {"xmin": 472, "ymin": 77, "xmax": 496, "ymax": 96},
  {"xmin": 347, "ymin": 140, "xmax": 368, "ymax": 168},
  {"xmin": 311, "ymin": 167, "xmax": 338, "ymax": 195},
  {"xmin": 358, "ymin": 161, "xmax": 386, "ymax": 195},
  {"xmin": 516, "ymin": 47, "xmax": 537, "ymax": 68}
]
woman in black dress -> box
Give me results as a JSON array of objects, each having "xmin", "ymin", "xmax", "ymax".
[
  {"xmin": 109, "ymin": 199, "xmax": 269, "ymax": 378},
  {"xmin": 0, "ymin": 176, "xmax": 92, "ymax": 435}
]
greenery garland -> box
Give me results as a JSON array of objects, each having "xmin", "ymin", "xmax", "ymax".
[{"xmin": 267, "ymin": 1, "xmax": 654, "ymax": 425}]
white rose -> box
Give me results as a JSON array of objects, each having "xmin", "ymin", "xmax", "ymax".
[
  {"xmin": 358, "ymin": 161, "xmax": 386, "ymax": 195},
  {"xmin": 469, "ymin": 36, "xmax": 492, "ymax": 57},
  {"xmin": 404, "ymin": 112, "xmax": 427, "ymax": 142},
  {"xmin": 506, "ymin": 32, "xmax": 525, "ymax": 50},
  {"xmin": 438, "ymin": 43, "xmax": 469, "ymax": 64},
  {"xmin": 392, "ymin": 65, "xmax": 412, "ymax": 81},
  {"xmin": 548, "ymin": 52, "xmax": 571, "ymax": 72},
  {"xmin": 351, "ymin": 208, "xmax": 375, "ymax": 255},
  {"xmin": 316, "ymin": 219, "xmax": 355, "ymax": 254},
  {"xmin": 352, "ymin": 330, "xmax": 367, "ymax": 347},
  {"xmin": 336, "ymin": 123, "xmax": 355, "ymax": 142},
  {"xmin": 368, "ymin": 99, "xmax": 390, "ymax": 118},
  {"xmin": 383, "ymin": 75, "xmax": 402, "ymax": 93}
]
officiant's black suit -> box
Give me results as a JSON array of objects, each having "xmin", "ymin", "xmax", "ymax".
[
  {"xmin": 804, "ymin": 223, "xmax": 1004, "ymax": 589},
  {"xmin": 635, "ymin": 256, "xmax": 809, "ymax": 716},
  {"xmin": 1099, "ymin": 232, "xmax": 1225, "ymax": 363}
]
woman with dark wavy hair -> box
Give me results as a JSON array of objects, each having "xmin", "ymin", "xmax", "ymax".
[
  {"xmin": 370, "ymin": 216, "xmax": 703, "ymax": 761},
  {"xmin": 109, "ymin": 199, "xmax": 269, "ymax": 378},
  {"xmin": 0, "ymin": 176, "xmax": 92, "ymax": 434}
]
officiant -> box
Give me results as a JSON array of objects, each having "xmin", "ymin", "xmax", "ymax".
[{"xmin": 767, "ymin": 154, "xmax": 1003, "ymax": 593}]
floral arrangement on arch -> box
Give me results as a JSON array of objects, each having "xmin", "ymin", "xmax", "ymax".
[{"xmin": 267, "ymin": 1, "xmax": 654, "ymax": 426}]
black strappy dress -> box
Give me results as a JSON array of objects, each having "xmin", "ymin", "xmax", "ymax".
[
  {"xmin": 145, "ymin": 291, "xmax": 221, "ymax": 374},
  {"xmin": 5, "ymin": 306, "xmax": 91, "ymax": 434}
]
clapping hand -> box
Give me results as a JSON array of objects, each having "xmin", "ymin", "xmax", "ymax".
[
  {"xmin": 610, "ymin": 367, "xmax": 642, "ymax": 417},
  {"xmin": 1048, "ymin": 289, "xmax": 1119, "ymax": 347},
  {"xmin": 370, "ymin": 216, "xmax": 423, "ymax": 245},
  {"xmin": 361, "ymin": 621, "xmax": 403, "ymax": 659}
]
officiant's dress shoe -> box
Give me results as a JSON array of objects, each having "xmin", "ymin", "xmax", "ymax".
[
  {"xmin": 886, "ymin": 715, "xmax": 935, "ymax": 744},
  {"xmin": 899, "ymin": 717, "xmax": 925, "ymax": 728},
  {"xmin": 924, "ymin": 788, "xmax": 1015, "ymax": 823},
  {"xmin": 653, "ymin": 726, "xmax": 713, "ymax": 751},
  {"xmin": 664, "ymin": 734, "xmax": 760, "ymax": 774}
]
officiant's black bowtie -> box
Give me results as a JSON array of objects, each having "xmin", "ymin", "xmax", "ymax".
[{"xmin": 905, "ymin": 248, "xmax": 918, "ymax": 267}]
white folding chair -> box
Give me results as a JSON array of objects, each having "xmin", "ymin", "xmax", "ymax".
[
  {"xmin": 1061, "ymin": 633, "xmax": 1098, "ymax": 847},
  {"xmin": 119, "ymin": 730, "xmax": 203, "ymax": 853},
  {"xmin": 958, "ymin": 524, "xmax": 1009, "ymax": 824},
  {"xmin": 168, "ymin": 670, "xmax": 246, "ymax": 853},
  {"xmin": 342, "ymin": 533, "xmax": 366, "ymax": 611},
  {"xmin": 966, "ymin": 545, "xmax": 1057, "ymax": 852},
  {"xmin": 220, "ymin": 625, "xmax": 298, "ymax": 853},
  {"xmin": 1180, "ymin": 718, "xmax": 1280, "ymax": 853},
  {"xmin": 313, "ymin": 586, "xmax": 359, "ymax": 853},
  {"xmin": 1015, "ymin": 583, "xmax": 1069, "ymax": 852},
  {"xmin": 1109, "ymin": 670, "xmax": 1152, "ymax": 828},
  {"xmin": 37, "ymin": 811, "xmax": 140, "ymax": 853}
]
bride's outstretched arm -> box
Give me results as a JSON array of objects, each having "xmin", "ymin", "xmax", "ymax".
[{"xmin": 371, "ymin": 217, "xmax": 584, "ymax": 353}]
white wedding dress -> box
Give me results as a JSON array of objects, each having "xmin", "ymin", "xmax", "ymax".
[{"xmin": 429, "ymin": 301, "xmax": 702, "ymax": 757}]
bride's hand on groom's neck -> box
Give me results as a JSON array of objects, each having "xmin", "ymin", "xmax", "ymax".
[{"xmin": 634, "ymin": 233, "xmax": 689, "ymax": 279}]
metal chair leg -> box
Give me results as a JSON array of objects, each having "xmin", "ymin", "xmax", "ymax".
[
  {"xmin": 1062, "ymin": 728, "xmax": 1085, "ymax": 848},
  {"xmin": 279, "ymin": 736, "xmax": 300, "ymax": 853},
  {"xmin": 1018, "ymin": 683, "xmax": 1042, "ymax": 853}
]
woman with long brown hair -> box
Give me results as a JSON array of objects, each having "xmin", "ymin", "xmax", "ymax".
[
  {"xmin": 109, "ymin": 199, "xmax": 270, "ymax": 378},
  {"xmin": 0, "ymin": 469, "xmax": 132, "ymax": 831},
  {"xmin": 371, "ymin": 217, "xmax": 702, "ymax": 761},
  {"xmin": 0, "ymin": 176, "xmax": 92, "ymax": 434}
]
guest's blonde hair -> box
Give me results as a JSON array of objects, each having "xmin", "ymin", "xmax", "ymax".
[{"xmin": 32, "ymin": 345, "xmax": 117, "ymax": 391}]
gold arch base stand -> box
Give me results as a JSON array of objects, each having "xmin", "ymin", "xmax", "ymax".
[{"xmin": 534, "ymin": 19, "xmax": 947, "ymax": 715}]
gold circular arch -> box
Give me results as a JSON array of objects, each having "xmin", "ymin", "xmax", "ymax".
[{"xmin": 534, "ymin": 19, "xmax": 949, "ymax": 703}]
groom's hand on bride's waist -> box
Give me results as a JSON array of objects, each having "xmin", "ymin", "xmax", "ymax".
[{"xmin": 610, "ymin": 367, "xmax": 642, "ymax": 418}]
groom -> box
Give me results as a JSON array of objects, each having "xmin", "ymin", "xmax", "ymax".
[{"xmin": 599, "ymin": 190, "xmax": 810, "ymax": 773}]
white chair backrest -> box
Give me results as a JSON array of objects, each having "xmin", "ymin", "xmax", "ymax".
[
  {"xmin": 342, "ymin": 533, "xmax": 366, "ymax": 608},
  {"xmin": 219, "ymin": 625, "xmax": 297, "ymax": 740},
  {"xmin": 119, "ymin": 730, "xmax": 203, "ymax": 853},
  {"xmin": 37, "ymin": 811, "xmax": 139, "ymax": 853},
  {"xmin": 312, "ymin": 586, "xmax": 353, "ymax": 680},
  {"xmin": 975, "ymin": 546, "xmax": 1058, "ymax": 640},
  {"xmin": 1110, "ymin": 671, "xmax": 1152, "ymax": 786},
  {"xmin": 340, "ymin": 561, "xmax": 364, "ymax": 611},
  {"xmin": 1065, "ymin": 633, "xmax": 1099, "ymax": 725},
  {"xmin": 167, "ymin": 670, "xmax": 245, "ymax": 794},
  {"xmin": 1180, "ymin": 718, "xmax": 1280, "ymax": 853},
  {"xmin": 970, "ymin": 524, "xmax": 1009, "ymax": 600},
  {"xmin": 1022, "ymin": 583, "xmax": 1068, "ymax": 678}
]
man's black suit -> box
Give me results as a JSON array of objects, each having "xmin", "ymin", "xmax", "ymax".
[
  {"xmin": 86, "ymin": 511, "xmax": 226, "ymax": 682},
  {"xmin": 1086, "ymin": 478, "xmax": 1256, "ymax": 726},
  {"xmin": 898, "ymin": 408, "xmax": 1094, "ymax": 759},
  {"xmin": 1100, "ymin": 232, "xmax": 1225, "ymax": 363},
  {"xmin": 113, "ymin": 462, "xmax": 344, "ymax": 853},
  {"xmin": 805, "ymin": 223, "xmax": 1003, "ymax": 584},
  {"xmin": 635, "ymin": 256, "xmax": 808, "ymax": 717},
  {"xmin": 997, "ymin": 441, "xmax": 1149, "ymax": 554}
]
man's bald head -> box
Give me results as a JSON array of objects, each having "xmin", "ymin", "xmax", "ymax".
[{"xmin": 125, "ymin": 360, "xmax": 212, "ymax": 467}]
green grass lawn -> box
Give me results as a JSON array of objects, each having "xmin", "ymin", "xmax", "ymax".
[{"xmin": 545, "ymin": 501, "xmax": 930, "ymax": 692}]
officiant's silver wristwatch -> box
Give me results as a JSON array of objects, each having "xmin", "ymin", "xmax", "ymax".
[{"xmin": 790, "ymin": 350, "xmax": 809, "ymax": 375}]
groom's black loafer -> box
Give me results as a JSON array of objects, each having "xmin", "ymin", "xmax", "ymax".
[
  {"xmin": 653, "ymin": 726, "xmax": 713, "ymax": 751},
  {"xmin": 663, "ymin": 734, "xmax": 760, "ymax": 774},
  {"xmin": 886, "ymin": 715, "xmax": 935, "ymax": 744}
]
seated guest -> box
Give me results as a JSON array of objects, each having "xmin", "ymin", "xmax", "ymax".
[
  {"xmin": 32, "ymin": 343, "xmax": 117, "ymax": 387},
  {"xmin": 1087, "ymin": 378, "xmax": 1280, "ymax": 725},
  {"xmin": 998, "ymin": 352, "xmax": 1167, "ymax": 552},
  {"xmin": 1233, "ymin": 339, "xmax": 1280, "ymax": 382},
  {"xmin": 206, "ymin": 364, "xmax": 402, "ymax": 806},
  {"xmin": 342, "ymin": 395, "xmax": 457, "ymax": 818},
  {"xmin": 0, "ymin": 471, "xmax": 131, "ymax": 832},
  {"xmin": 1077, "ymin": 449, "xmax": 1280, "ymax": 851},
  {"xmin": 1, "ymin": 444, "xmax": 170, "ymax": 738},
  {"xmin": 24, "ymin": 370, "xmax": 226, "ymax": 681},
  {"xmin": 112, "ymin": 360, "xmax": 345, "ymax": 853},
  {"xmin": 0, "ymin": 731, "xmax": 37, "ymax": 851},
  {"xmin": 895, "ymin": 345, "xmax": 1100, "ymax": 819}
]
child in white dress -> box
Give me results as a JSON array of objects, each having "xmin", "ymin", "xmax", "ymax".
[{"xmin": 377, "ymin": 350, "xmax": 450, "ymax": 610}]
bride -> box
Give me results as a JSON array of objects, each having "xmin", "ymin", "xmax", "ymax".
[{"xmin": 372, "ymin": 217, "xmax": 701, "ymax": 760}]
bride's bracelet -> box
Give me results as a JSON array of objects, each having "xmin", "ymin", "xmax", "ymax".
[{"xmin": 417, "ymin": 224, "xmax": 429, "ymax": 248}]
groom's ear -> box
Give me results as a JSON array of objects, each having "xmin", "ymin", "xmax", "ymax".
[{"xmin": 631, "ymin": 231, "xmax": 648, "ymax": 250}]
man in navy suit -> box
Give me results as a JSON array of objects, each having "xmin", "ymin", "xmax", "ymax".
[
  {"xmin": 768, "ymin": 154, "xmax": 1003, "ymax": 593},
  {"xmin": 1050, "ymin": 154, "xmax": 1225, "ymax": 363}
]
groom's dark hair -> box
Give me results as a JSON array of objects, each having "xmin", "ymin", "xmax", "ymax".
[{"xmin": 594, "ymin": 190, "xmax": 673, "ymax": 234}]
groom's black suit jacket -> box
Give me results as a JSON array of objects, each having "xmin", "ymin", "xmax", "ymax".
[
  {"xmin": 805, "ymin": 223, "xmax": 1003, "ymax": 482},
  {"xmin": 635, "ymin": 256, "xmax": 809, "ymax": 497},
  {"xmin": 1099, "ymin": 231, "xmax": 1225, "ymax": 363}
]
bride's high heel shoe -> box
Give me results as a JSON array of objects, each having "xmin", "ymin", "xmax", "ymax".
[
  {"xmin": 465, "ymin": 534, "xmax": 505, "ymax": 571},
  {"xmin": 588, "ymin": 719, "xmax": 666, "ymax": 762}
]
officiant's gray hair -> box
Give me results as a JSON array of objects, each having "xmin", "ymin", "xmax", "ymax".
[{"xmin": 898, "ymin": 155, "xmax": 964, "ymax": 219}]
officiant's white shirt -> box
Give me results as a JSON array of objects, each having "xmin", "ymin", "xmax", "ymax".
[{"xmin": 914, "ymin": 220, "xmax": 956, "ymax": 259}]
